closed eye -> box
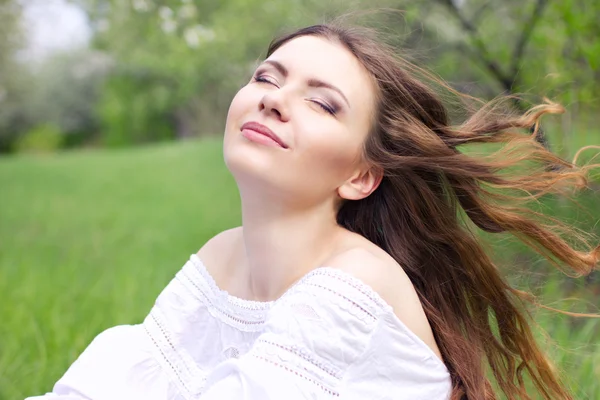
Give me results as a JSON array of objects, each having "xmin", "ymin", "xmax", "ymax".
[
  {"xmin": 253, "ymin": 74, "xmax": 278, "ymax": 86},
  {"xmin": 310, "ymin": 100, "xmax": 337, "ymax": 116}
]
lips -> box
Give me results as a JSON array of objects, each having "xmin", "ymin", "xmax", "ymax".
[{"xmin": 240, "ymin": 121, "xmax": 288, "ymax": 149}]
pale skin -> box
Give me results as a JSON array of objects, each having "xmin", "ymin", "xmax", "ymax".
[{"xmin": 197, "ymin": 35, "xmax": 443, "ymax": 361}]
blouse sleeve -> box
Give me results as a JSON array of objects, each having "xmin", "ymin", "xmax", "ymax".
[
  {"xmin": 199, "ymin": 269, "xmax": 383, "ymax": 399},
  {"xmin": 24, "ymin": 325, "xmax": 172, "ymax": 400},
  {"xmin": 342, "ymin": 310, "xmax": 452, "ymax": 400}
]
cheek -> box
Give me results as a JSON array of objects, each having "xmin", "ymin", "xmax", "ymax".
[
  {"xmin": 297, "ymin": 129, "xmax": 363, "ymax": 183},
  {"xmin": 225, "ymin": 88, "xmax": 249, "ymax": 130},
  {"xmin": 223, "ymin": 87, "xmax": 253, "ymax": 152}
]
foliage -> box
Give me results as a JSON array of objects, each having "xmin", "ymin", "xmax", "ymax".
[
  {"xmin": 398, "ymin": 0, "xmax": 600, "ymax": 107},
  {"xmin": 0, "ymin": 0, "xmax": 31, "ymax": 152},
  {"xmin": 13, "ymin": 123, "xmax": 64, "ymax": 153},
  {"xmin": 27, "ymin": 49, "xmax": 112, "ymax": 148},
  {"xmin": 0, "ymin": 1, "xmax": 111, "ymax": 153},
  {"xmin": 76, "ymin": 0, "xmax": 380, "ymax": 143},
  {"xmin": 1, "ymin": 42, "xmax": 110, "ymax": 152},
  {"xmin": 72, "ymin": 0, "xmax": 600, "ymax": 147},
  {"xmin": 0, "ymin": 0, "xmax": 598, "ymax": 151},
  {"xmin": 97, "ymin": 71, "xmax": 176, "ymax": 147}
]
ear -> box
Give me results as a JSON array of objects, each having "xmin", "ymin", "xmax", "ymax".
[{"xmin": 337, "ymin": 164, "xmax": 384, "ymax": 201}]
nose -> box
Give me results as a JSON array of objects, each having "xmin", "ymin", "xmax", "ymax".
[{"xmin": 259, "ymin": 90, "xmax": 290, "ymax": 122}]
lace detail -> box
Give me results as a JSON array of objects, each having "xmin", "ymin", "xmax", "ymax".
[
  {"xmin": 190, "ymin": 254, "xmax": 275, "ymax": 312},
  {"xmin": 251, "ymin": 336, "xmax": 343, "ymax": 397},
  {"xmin": 256, "ymin": 338, "xmax": 342, "ymax": 379},
  {"xmin": 184, "ymin": 255, "xmax": 270, "ymax": 332},
  {"xmin": 252, "ymin": 355, "xmax": 340, "ymax": 397},
  {"xmin": 304, "ymin": 282, "xmax": 377, "ymax": 321},
  {"xmin": 144, "ymin": 308, "xmax": 207, "ymax": 399},
  {"xmin": 187, "ymin": 254, "xmax": 390, "ymax": 327},
  {"xmin": 306, "ymin": 268, "xmax": 388, "ymax": 311},
  {"xmin": 222, "ymin": 346, "xmax": 240, "ymax": 359}
]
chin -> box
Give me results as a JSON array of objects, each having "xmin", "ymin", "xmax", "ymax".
[{"xmin": 225, "ymin": 142, "xmax": 273, "ymax": 180}]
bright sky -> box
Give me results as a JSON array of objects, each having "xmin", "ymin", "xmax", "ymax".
[{"xmin": 21, "ymin": 0, "xmax": 91, "ymax": 61}]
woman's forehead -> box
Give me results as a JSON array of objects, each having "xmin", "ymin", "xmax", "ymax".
[{"xmin": 266, "ymin": 35, "xmax": 376, "ymax": 112}]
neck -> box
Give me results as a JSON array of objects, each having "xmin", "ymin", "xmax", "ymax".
[{"xmin": 237, "ymin": 189, "xmax": 343, "ymax": 301}]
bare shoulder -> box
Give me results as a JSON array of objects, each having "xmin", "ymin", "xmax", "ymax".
[
  {"xmin": 325, "ymin": 246, "xmax": 442, "ymax": 360},
  {"xmin": 196, "ymin": 226, "xmax": 243, "ymax": 285},
  {"xmin": 325, "ymin": 247, "xmax": 420, "ymax": 315},
  {"xmin": 196, "ymin": 226, "xmax": 242, "ymax": 258}
]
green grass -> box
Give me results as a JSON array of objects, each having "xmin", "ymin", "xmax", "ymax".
[
  {"xmin": 0, "ymin": 138, "xmax": 241, "ymax": 399},
  {"xmin": 1, "ymin": 137, "xmax": 599, "ymax": 399}
]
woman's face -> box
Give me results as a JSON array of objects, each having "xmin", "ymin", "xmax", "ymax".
[{"xmin": 223, "ymin": 35, "xmax": 378, "ymax": 207}]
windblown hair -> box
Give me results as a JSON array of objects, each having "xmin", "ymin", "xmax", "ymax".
[{"xmin": 267, "ymin": 22, "xmax": 599, "ymax": 399}]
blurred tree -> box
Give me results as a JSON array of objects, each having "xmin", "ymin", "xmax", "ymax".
[
  {"xmin": 402, "ymin": 0, "xmax": 599, "ymax": 109},
  {"xmin": 13, "ymin": 123, "xmax": 64, "ymax": 153},
  {"xmin": 0, "ymin": 0, "xmax": 32, "ymax": 152},
  {"xmin": 0, "ymin": 1, "xmax": 111, "ymax": 153},
  {"xmin": 28, "ymin": 49, "xmax": 113, "ymax": 147},
  {"xmin": 68, "ymin": 0, "xmax": 598, "ymax": 148},
  {"xmin": 381, "ymin": 0, "xmax": 600, "ymax": 151},
  {"xmin": 74, "ymin": 0, "xmax": 364, "ymax": 145}
]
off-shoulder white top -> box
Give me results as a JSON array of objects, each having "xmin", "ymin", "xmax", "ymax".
[{"xmin": 27, "ymin": 254, "xmax": 452, "ymax": 400}]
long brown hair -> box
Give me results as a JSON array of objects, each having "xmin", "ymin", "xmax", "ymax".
[{"xmin": 267, "ymin": 22, "xmax": 599, "ymax": 399}]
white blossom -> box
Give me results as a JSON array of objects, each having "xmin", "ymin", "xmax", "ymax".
[
  {"xmin": 178, "ymin": 4, "xmax": 197, "ymax": 19},
  {"xmin": 132, "ymin": 0, "xmax": 150, "ymax": 12},
  {"xmin": 161, "ymin": 19, "xmax": 177, "ymax": 34},
  {"xmin": 184, "ymin": 25, "xmax": 216, "ymax": 48},
  {"xmin": 158, "ymin": 6, "xmax": 174, "ymax": 20}
]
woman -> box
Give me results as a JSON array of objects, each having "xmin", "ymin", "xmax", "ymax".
[{"xmin": 28, "ymin": 22, "xmax": 598, "ymax": 400}]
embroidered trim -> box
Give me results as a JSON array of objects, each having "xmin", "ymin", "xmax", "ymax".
[
  {"xmin": 189, "ymin": 255, "xmax": 273, "ymax": 312},
  {"xmin": 144, "ymin": 308, "xmax": 208, "ymax": 399},
  {"xmin": 307, "ymin": 268, "xmax": 388, "ymax": 311},
  {"xmin": 188, "ymin": 254, "xmax": 388, "ymax": 322},
  {"xmin": 177, "ymin": 272, "xmax": 265, "ymax": 331},
  {"xmin": 144, "ymin": 313, "xmax": 195, "ymax": 399},
  {"xmin": 304, "ymin": 283, "xmax": 377, "ymax": 320},
  {"xmin": 252, "ymin": 354, "xmax": 340, "ymax": 397},
  {"xmin": 143, "ymin": 323, "xmax": 190, "ymax": 394},
  {"xmin": 151, "ymin": 313, "xmax": 194, "ymax": 376},
  {"xmin": 258, "ymin": 339, "xmax": 342, "ymax": 379}
]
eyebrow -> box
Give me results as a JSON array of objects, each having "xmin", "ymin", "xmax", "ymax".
[{"xmin": 263, "ymin": 60, "xmax": 351, "ymax": 108}]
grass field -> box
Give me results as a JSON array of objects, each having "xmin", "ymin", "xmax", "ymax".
[{"xmin": 1, "ymin": 136, "xmax": 599, "ymax": 399}]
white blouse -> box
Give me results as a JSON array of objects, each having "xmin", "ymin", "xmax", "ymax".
[{"xmin": 27, "ymin": 254, "xmax": 452, "ymax": 400}]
